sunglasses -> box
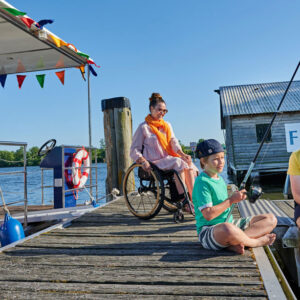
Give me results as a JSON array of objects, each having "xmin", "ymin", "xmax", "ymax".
[{"xmin": 155, "ymin": 107, "xmax": 168, "ymax": 114}]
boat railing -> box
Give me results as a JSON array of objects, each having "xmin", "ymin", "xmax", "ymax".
[
  {"xmin": 41, "ymin": 145, "xmax": 99, "ymax": 208},
  {"xmin": 0, "ymin": 141, "xmax": 28, "ymax": 226}
]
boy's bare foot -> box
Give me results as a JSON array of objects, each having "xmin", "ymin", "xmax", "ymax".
[
  {"xmin": 256, "ymin": 233, "xmax": 276, "ymax": 247},
  {"xmin": 227, "ymin": 243, "xmax": 245, "ymax": 255}
]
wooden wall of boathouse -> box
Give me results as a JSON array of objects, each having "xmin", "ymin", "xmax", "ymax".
[{"xmin": 224, "ymin": 112, "xmax": 299, "ymax": 176}]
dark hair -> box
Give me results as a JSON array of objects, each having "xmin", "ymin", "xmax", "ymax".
[{"xmin": 149, "ymin": 92, "xmax": 165, "ymax": 111}]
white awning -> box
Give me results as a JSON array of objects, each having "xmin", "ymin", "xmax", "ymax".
[{"xmin": 0, "ymin": 0, "xmax": 87, "ymax": 75}]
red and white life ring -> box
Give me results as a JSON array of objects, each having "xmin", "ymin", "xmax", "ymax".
[{"xmin": 72, "ymin": 149, "xmax": 90, "ymax": 189}]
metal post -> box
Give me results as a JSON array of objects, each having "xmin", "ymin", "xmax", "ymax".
[
  {"xmin": 87, "ymin": 65, "xmax": 92, "ymax": 149},
  {"xmin": 41, "ymin": 168, "xmax": 44, "ymax": 205},
  {"xmin": 62, "ymin": 145, "xmax": 65, "ymax": 208},
  {"xmin": 87, "ymin": 66, "xmax": 93, "ymax": 199},
  {"xmin": 23, "ymin": 144, "xmax": 28, "ymax": 227}
]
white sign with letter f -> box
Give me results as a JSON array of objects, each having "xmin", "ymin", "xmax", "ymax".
[{"xmin": 285, "ymin": 123, "xmax": 300, "ymax": 152}]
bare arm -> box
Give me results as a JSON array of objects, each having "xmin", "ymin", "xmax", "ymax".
[
  {"xmin": 290, "ymin": 175, "xmax": 300, "ymax": 205},
  {"xmin": 201, "ymin": 190, "xmax": 247, "ymax": 221}
]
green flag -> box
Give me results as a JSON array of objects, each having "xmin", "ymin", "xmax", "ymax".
[
  {"xmin": 36, "ymin": 74, "xmax": 45, "ymax": 88},
  {"xmin": 2, "ymin": 8, "xmax": 26, "ymax": 16},
  {"xmin": 77, "ymin": 51, "xmax": 90, "ymax": 59}
]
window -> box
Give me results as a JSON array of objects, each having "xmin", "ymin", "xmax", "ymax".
[{"xmin": 256, "ymin": 124, "xmax": 272, "ymax": 143}]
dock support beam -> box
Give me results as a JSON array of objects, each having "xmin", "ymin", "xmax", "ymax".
[{"xmin": 101, "ymin": 97, "xmax": 132, "ymax": 200}]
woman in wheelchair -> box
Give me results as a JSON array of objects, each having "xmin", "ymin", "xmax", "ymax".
[{"xmin": 129, "ymin": 92, "xmax": 199, "ymax": 213}]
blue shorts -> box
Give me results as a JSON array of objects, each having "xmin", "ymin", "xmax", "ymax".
[{"xmin": 198, "ymin": 217, "xmax": 252, "ymax": 251}]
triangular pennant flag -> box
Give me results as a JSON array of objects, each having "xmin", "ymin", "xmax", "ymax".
[
  {"xmin": 55, "ymin": 56, "xmax": 65, "ymax": 68},
  {"xmin": 36, "ymin": 57, "xmax": 45, "ymax": 68},
  {"xmin": 49, "ymin": 34, "xmax": 67, "ymax": 48},
  {"xmin": 55, "ymin": 71, "xmax": 65, "ymax": 85},
  {"xmin": 2, "ymin": 8, "xmax": 26, "ymax": 16},
  {"xmin": 37, "ymin": 19, "xmax": 54, "ymax": 29},
  {"xmin": 89, "ymin": 65, "xmax": 97, "ymax": 77},
  {"xmin": 36, "ymin": 74, "xmax": 45, "ymax": 88},
  {"xmin": 20, "ymin": 17, "xmax": 35, "ymax": 28},
  {"xmin": 0, "ymin": 74, "xmax": 7, "ymax": 88},
  {"xmin": 16, "ymin": 60, "xmax": 26, "ymax": 73},
  {"xmin": 17, "ymin": 75, "xmax": 26, "ymax": 89},
  {"xmin": 76, "ymin": 65, "xmax": 86, "ymax": 81}
]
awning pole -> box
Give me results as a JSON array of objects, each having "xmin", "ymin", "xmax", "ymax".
[
  {"xmin": 87, "ymin": 66, "xmax": 92, "ymax": 149},
  {"xmin": 87, "ymin": 66, "xmax": 93, "ymax": 199}
]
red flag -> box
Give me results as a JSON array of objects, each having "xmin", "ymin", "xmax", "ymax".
[
  {"xmin": 20, "ymin": 17, "xmax": 35, "ymax": 28},
  {"xmin": 55, "ymin": 70, "xmax": 65, "ymax": 85},
  {"xmin": 17, "ymin": 75, "xmax": 26, "ymax": 89}
]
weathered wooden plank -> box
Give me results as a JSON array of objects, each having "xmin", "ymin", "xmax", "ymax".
[
  {"xmin": 0, "ymin": 254, "xmax": 255, "ymax": 266},
  {"xmin": 0, "ymin": 266, "xmax": 261, "ymax": 284},
  {"xmin": 0, "ymin": 282, "xmax": 266, "ymax": 297},
  {"xmin": 0, "ymin": 292, "xmax": 268, "ymax": 300}
]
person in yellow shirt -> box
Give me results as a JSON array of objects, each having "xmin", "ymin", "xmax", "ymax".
[{"xmin": 287, "ymin": 149, "xmax": 300, "ymax": 228}]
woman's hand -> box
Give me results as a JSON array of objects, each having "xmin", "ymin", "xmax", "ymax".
[
  {"xmin": 181, "ymin": 153, "xmax": 192, "ymax": 164},
  {"xmin": 229, "ymin": 189, "xmax": 247, "ymax": 204},
  {"xmin": 141, "ymin": 160, "xmax": 152, "ymax": 172}
]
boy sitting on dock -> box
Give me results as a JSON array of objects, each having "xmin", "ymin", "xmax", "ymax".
[{"xmin": 193, "ymin": 139, "xmax": 277, "ymax": 254}]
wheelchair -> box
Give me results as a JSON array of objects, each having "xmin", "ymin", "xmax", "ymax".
[{"xmin": 122, "ymin": 162, "xmax": 194, "ymax": 223}]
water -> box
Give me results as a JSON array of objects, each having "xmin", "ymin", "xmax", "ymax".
[{"xmin": 0, "ymin": 163, "xmax": 107, "ymax": 207}]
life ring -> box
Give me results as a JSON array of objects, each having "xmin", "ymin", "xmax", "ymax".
[{"xmin": 72, "ymin": 148, "xmax": 90, "ymax": 189}]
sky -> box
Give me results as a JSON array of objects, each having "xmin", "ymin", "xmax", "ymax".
[{"xmin": 1, "ymin": 0, "xmax": 300, "ymax": 151}]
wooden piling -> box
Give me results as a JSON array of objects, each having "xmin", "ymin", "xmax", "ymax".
[{"xmin": 101, "ymin": 97, "xmax": 132, "ymax": 199}]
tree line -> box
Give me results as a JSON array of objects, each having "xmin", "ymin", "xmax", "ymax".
[{"xmin": 0, "ymin": 139, "xmax": 106, "ymax": 168}]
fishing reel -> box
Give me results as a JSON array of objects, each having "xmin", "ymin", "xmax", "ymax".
[
  {"xmin": 247, "ymin": 185, "xmax": 263, "ymax": 203},
  {"xmin": 229, "ymin": 183, "xmax": 263, "ymax": 204}
]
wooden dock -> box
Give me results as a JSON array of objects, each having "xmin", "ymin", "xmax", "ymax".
[{"xmin": 0, "ymin": 198, "xmax": 277, "ymax": 299}]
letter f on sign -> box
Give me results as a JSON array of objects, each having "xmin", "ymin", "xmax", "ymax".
[{"xmin": 289, "ymin": 130, "xmax": 298, "ymax": 145}]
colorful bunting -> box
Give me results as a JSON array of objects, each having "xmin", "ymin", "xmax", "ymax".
[
  {"xmin": 17, "ymin": 60, "xmax": 26, "ymax": 73},
  {"xmin": 0, "ymin": 74, "xmax": 7, "ymax": 88},
  {"xmin": 76, "ymin": 65, "xmax": 86, "ymax": 81},
  {"xmin": 37, "ymin": 19, "xmax": 53, "ymax": 29},
  {"xmin": 20, "ymin": 16, "xmax": 35, "ymax": 28},
  {"xmin": 49, "ymin": 34, "xmax": 67, "ymax": 48},
  {"xmin": 36, "ymin": 74, "xmax": 45, "ymax": 88},
  {"xmin": 2, "ymin": 8, "xmax": 26, "ymax": 16},
  {"xmin": 89, "ymin": 65, "xmax": 97, "ymax": 77},
  {"xmin": 17, "ymin": 75, "xmax": 26, "ymax": 89},
  {"xmin": 77, "ymin": 51, "xmax": 89, "ymax": 59},
  {"xmin": 86, "ymin": 58, "xmax": 100, "ymax": 68},
  {"xmin": 55, "ymin": 71, "xmax": 65, "ymax": 85}
]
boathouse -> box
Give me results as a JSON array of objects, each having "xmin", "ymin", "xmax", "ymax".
[{"xmin": 215, "ymin": 80, "xmax": 300, "ymax": 178}]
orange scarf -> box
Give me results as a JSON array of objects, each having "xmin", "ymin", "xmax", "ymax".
[{"xmin": 145, "ymin": 115, "xmax": 180, "ymax": 157}]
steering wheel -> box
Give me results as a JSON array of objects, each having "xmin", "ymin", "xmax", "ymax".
[{"xmin": 38, "ymin": 139, "xmax": 56, "ymax": 157}]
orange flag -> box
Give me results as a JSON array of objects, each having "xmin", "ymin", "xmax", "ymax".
[
  {"xmin": 76, "ymin": 64, "xmax": 86, "ymax": 81},
  {"xmin": 55, "ymin": 70, "xmax": 65, "ymax": 85},
  {"xmin": 17, "ymin": 75, "xmax": 26, "ymax": 89}
]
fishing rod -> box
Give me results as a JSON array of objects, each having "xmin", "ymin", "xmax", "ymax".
[{"xmin": 226, "ymin": 61, "xmax": 300, "ymax": 221}]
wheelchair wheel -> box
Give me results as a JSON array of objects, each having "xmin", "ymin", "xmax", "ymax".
[
  {"xmin": 162, "ymin": 183, "xmax": 178, "ymax": 213},
  {"xmin": 123, "ymin": 163, "xmax": 164, "ymax": 219}
]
